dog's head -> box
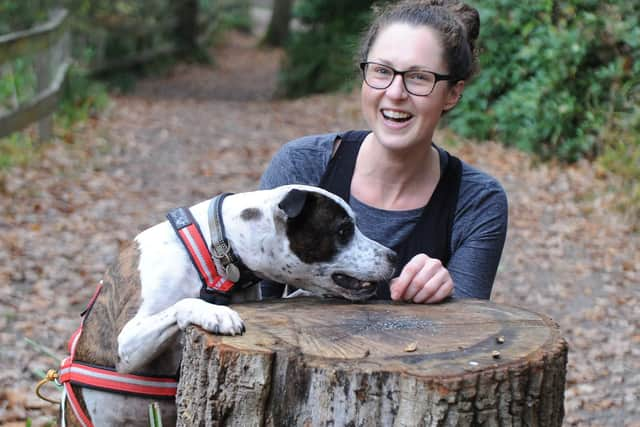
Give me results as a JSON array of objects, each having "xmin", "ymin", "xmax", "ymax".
[{"xmin": 223, "ymin": 185, "xmax": 397, "ymax": 300}]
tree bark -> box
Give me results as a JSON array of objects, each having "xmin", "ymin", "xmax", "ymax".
[
  {"xmin": 174, "ymin": 0, "xmax": 207, "ymax": 62},
  {"xmin": 177, "ymin": 298, "xmax": 567, "ymax": 426},
  {"xmin": 262, "ymin": 0, "xmax": 294, "ymax": 46}
]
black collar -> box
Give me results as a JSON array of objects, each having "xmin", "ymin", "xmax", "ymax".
[{"xmin": 207, "ymin": 193, "xmax": 259, "ymax": 296}]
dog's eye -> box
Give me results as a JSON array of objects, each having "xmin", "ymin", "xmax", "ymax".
[{"xmin": 337, "ymin": 222, "xmax": 354, "ymax": 244}]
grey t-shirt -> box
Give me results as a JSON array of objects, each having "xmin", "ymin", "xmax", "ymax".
[{"xmin": 260, "ymin": 132, "xmax": 508, "ymax": 299}]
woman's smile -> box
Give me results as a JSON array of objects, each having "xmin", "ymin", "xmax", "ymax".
[
  {"xmin": 381, "ymin": 108, "xmax": 413, "ymax": 122},
  {"xmin": 380, "ymin": 108, "xmax": 414, "ymax": 129}
]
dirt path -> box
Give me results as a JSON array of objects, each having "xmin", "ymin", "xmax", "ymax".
[{"xmin": 0, "ymin": 30, "xmax": 637, "ymax": 426}]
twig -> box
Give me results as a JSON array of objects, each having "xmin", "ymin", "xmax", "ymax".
[{"xmin": 24, "ymin": 336, "xmax": 64, "ymax": 362}]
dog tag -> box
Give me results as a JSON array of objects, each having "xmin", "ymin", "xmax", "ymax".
[{"xmin": 225, "ymin": 264, "xmax": 241, "ymax": 282}]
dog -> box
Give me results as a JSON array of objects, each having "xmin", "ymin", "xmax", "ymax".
[{"xmin": 58, "ymin": 184, "xmax": 397, "ymax": 426}]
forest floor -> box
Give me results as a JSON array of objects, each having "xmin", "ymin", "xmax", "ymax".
[{"xmin": 0, "ymin": 29, "xmax": 638, "ymax": 426}]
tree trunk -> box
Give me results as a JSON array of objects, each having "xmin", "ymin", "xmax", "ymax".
[
  {"xmin": 262, "ymin": 0, "xmax": 294, "ymax": 46},
  {"xmin": 174, "ymin": 0, "xmax": 208, "ymax": 62},
  {"xmin": 177, "ymin": 298, "xmax": 568, "ymax": 426}
]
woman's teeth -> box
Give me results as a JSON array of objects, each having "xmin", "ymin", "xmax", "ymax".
[{"xmin": 382, "ymin": 109, "xmax": 412, "ymax": 122}]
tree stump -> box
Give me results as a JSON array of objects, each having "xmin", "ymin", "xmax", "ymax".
[{"xmin": 176, "ymin": 298, "xmax": 567, "ymax": 426}]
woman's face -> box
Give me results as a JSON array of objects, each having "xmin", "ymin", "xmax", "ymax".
[{"xmin": 361, "ymin": 23, "xmax": 463, "ymax": 152}]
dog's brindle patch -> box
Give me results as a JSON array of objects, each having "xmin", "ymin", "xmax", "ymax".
[
  {"xmin": 285, "ymin": 193, "xmax": 355, "ymax": 264},
  {"xmin": 240, "ymin": 208, "xmax": 262, "ymax": 221},
  {"xmin": 74, "ymin": 242, "xmax": 142, "ymax": 367},
  {"xmin": 66, "ymin": 243, "xmax": 143, "ymax": 426}
]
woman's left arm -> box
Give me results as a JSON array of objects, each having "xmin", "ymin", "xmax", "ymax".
[{"xmin": 448, "ymin": 181, "xmax": 508, "ymax": 299}]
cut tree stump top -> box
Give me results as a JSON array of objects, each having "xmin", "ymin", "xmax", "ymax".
[
  {"xmin": 178, "ymin": 297, "xmax": 567, "ymax": 426},
  {"xmin": 211, "ymin": 297, "xmax": 561, "ymax": 376}
]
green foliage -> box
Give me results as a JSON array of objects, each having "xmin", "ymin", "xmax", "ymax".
[
  {"xmin": 0, "ymin": 67, "xmax": 109, "ymax": 170},
  {"xmin": 278, "ymin": 0, "xmax": 376, "ymax": 97},
  {"xmin": 0, "ymin": 131, "xmax": 36, "ymax": 169},
  {"xmin": 0, "ymin": 58, "xmax": 37, "ymax": 110},
  {"xmin": 597, "ymin": 82, "xmax": 640, "ymax": 229},
  {"xmin": 213, "ymin": 0, "xmax": 252, "ymax": 34},
  {"xmin": 0, "ymin": 0, "xmax": 51, "ymax": 33},
  {"xmin": 57, "ymin": 68, "xmax": 109, "ymax": 127},
  {"xmin": 446, "ymin": 1, "xmax": 639, "ymax": 162}
]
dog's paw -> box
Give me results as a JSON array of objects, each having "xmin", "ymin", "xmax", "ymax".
[{"xmin": 175, "ymin": 298, "xmax": 245, "ymax": 335}]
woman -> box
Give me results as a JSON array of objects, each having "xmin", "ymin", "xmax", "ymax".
[{"xmin": 260, "ymin": 0, "xmax": 508, "ymax": 303}]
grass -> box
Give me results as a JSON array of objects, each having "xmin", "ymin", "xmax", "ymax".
[
  {"xmin": 0, "ymin": 131, "xmax": 38, "ymax": 169},
  {"xmin": 0, "ymin": 69, "xmax": 110, "ymax": 171}
]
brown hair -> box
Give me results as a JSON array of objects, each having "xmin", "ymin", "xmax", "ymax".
[{"xmin": 359, "ymin": 0, "xmax": 480, "ymax": 81}]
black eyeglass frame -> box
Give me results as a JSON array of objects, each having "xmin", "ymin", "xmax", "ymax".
[{"xmin": 359, "ymin": 61, "xmax": 458, "ymax": 97}]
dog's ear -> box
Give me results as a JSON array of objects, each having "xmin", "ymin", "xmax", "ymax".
[{"xmin": 278, "ymin": 189, "xmax": 308, "ymax": 219}]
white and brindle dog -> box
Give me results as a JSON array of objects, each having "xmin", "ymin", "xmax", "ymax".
[{"xmin": 60, "ymin": 184, "xmax": 396, "ymax": 426}]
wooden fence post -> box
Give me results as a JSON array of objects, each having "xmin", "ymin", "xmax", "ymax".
[{"xmin": 35, "ymin": 42, "xmax": 53, "ymax": 142}]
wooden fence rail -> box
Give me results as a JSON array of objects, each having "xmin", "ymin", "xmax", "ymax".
[
  {"xmin": 0, "ymin": 9, "xmax": 71, "ymax": 141},
  {"xmin": 74, "ymin": 1, "xmax": 244, "ymax": 75},
  {"xmin": 71, "ymin": 15, "xmax": 180, "ymax": 76},
  {"xmin": 0, "ymin": 9, "xmax": 70, "ymax": 141},
  {"xmin": 0, "ymin": 1, "xmax": 250, "ymax": 142}
]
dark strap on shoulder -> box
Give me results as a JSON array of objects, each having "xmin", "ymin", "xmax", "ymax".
[
  {"xmin": 442, "ymin": 155, "xmax": 462, "ymax": 263},
  {"xmin": 318, "ymin": 130, "xmax": 368, "ymax": 200}
]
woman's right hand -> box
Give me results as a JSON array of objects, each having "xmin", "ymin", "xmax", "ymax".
[{"xmin": 389, "ymin": 253, "xmax": 454, "ymax": 304}]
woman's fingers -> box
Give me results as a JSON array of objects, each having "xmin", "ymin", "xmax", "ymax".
[
  {"xmin": 390, "ymin": 254, "xmax": 453, "ymax": 304},
  {"xmin": 426, "ymin": 280, "xmax": 454, "ymax": 303},
  {"xmin": 402, "ymin": 258, "xmax": 442, "ymax": 301},
  {"xmin": 390, "ymin": 254, "xmax": 427, "ymax": 300},
  {"xmin": 412, "ymin": 267, "xmax": 451, "ymax": 303}
]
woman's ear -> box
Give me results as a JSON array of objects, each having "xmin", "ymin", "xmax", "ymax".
[{"xmin": 443, "ymin": 80, "xmax": 465, "ymax": 112}]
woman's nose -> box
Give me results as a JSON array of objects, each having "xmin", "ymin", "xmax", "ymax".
[{"xmin": 385, "ymin": 75, "xmax": 409, "ymax": 99}]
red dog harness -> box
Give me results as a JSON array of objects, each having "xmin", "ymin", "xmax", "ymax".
[
  {"xmin": 167, "ymin": 194, "xmax": 258, "ymax": 305},
  {"xmin": 167, "ymin": 205, "xmax": 237, "ymax": 305},
  {"xmin": 59, "ymin": 284, "xmax": 178, "ymax": 427},
  {"xmin": 59, "ymin": 197, "xmax": 252, "ymax": 426}
]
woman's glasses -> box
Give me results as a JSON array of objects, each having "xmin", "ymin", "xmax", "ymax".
[{"xmin": 360, "ymin": 62, "xmax": 456, "ymax": 97}]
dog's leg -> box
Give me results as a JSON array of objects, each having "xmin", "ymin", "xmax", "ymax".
[{"xmin": 117, "ymin": 298, "xmax": 244, "ymax": 373}]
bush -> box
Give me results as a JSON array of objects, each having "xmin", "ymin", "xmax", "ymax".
[
  {"xmin": 596, "ymin": 81, "xmax": 640, "ymax": 229},
  {"xmin": 0, "ymin": 1, "xmax": 50, "ymax": 33},
  {"xmin": 278, "ymin": 0, "xmax": 375, "ymax": 97},
  {"xmin": 445, "ymin": 1, "xmax": 640, "ymax": 162}
]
